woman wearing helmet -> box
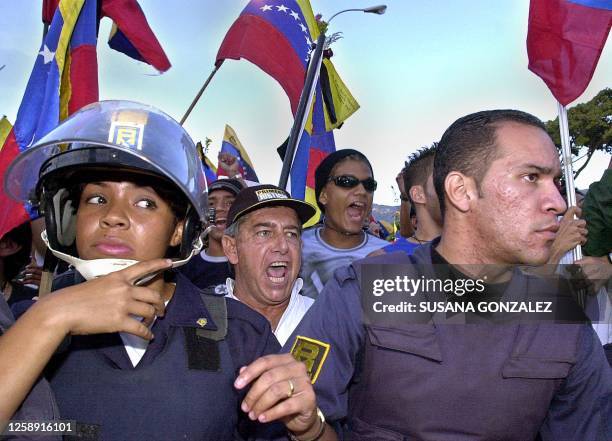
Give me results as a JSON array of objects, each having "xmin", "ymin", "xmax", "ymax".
[{"xmin": 1, "ymin": 101, "xmax": 324, "ymax": 441}]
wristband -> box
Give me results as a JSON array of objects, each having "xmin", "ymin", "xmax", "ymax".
[{"xmin": 400, "ymin": 194, "xmax": 409, "ymax": 202}]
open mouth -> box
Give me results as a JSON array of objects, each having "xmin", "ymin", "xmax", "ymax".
[
  {"xmin": 266, "ymin": 261, "xmax": 288, "ymax": 283},
  {"xmin": 347, "ymin": 201, "xmax": 366, "ymax": 220}
]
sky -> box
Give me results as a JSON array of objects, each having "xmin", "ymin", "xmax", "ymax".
[{"xmin": 0, "ymin": 1, "xmax": 610, "ymax": 206}]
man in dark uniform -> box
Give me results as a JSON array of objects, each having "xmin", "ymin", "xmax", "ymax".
[{"xmin": 285, "ymin": 109, "xmax": 612, "ymax": 440}]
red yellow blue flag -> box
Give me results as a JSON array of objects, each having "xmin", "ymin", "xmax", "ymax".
[
  {"xmin": 1, "ymin": 0, "xmax": 98, "ymax": 239},
  {"xmin": 196, "ymin": 141, "xmax": 218, "ymax": 186},
  {"xmin": 102, "ymin": 0, "xmax": 171, "ymax": 72},
  {"xmin": 44, "ymin": 0, "xmax": 171, "ymax": 72},
  {"xmin": 217, "ymin": 0, "xmax": 358, "ymax": 225}
]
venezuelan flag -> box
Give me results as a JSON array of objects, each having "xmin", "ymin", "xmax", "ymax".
[
  {"xmin": 218, "ymin": 125, "xmax": 259, "ymax": 183},
  {"xmin": 44, "ymin": 0, "xmax": 171, "ymax": 72},
  {"xmin": 103, "ymin": 0, "xmax": 171, "ymax": 72},
  {"xmin": 203, "ymin": 155, "xmax": 218, "ymax": 187},
  {"xmin": 217, "ymin": 0, "xmax": 359, "ymax": 226},
  {"xmin": 0, "ymin": 117, "xmax": 11, "ymax": 146},
  {"xmin": 0, "ymin": 0, "xmax": 98, "ymax": 239},
  {"xmin": 196, "ymin": 141, "xmax": 218, "ymax": 186},
  {"xmin": 217, "ymin": 0, "xmax": 359, "ymax": 122},
  {"xmin": 291, "ymin": 86, "xmax": 335, "ymax": 226}
]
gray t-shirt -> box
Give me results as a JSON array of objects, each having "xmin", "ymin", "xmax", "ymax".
[{"xmin": 300, "ymin": 226, "xmax": 387, "ymax": 299}]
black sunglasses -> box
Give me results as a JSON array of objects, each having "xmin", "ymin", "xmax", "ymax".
[{"xmin": 327, "ymin": 175, "xmax": 377, "ymax": 192}]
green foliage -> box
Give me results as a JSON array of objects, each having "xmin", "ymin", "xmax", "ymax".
[{"xmin": 545, "ymin": 88, "xmax": 611, "ymax": 178}]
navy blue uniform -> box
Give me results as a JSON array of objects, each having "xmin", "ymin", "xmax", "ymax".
[
  {"xmin": 46, "ymin": 272, "xmax": 284, "ymax": 441},
  {"xmin": 284, "ymin": 242, "xmax": 612, "ymax": 440}
]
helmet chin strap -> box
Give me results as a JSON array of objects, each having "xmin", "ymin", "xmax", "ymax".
[{"xmin": 41, "ymin": 230, "xmax": 203, "ymax": 284}]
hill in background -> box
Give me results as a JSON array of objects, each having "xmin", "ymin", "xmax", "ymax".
[{"xmin": 372, "ymin": 203, "xmax": 399, "ymax": 225}]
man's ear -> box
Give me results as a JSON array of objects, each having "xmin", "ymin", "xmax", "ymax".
[
  {"xmin": 409, "ymin": 185, "xmax": 426, "ymax": 204},
  {"xmin": 0, "ymin": 237, "xmax": 21, "ymax": 257},
  {"xmin": 222, "ymin": 235, "xmax": 239, "ymax": 265},
  {"xmin": 170, "ymin": 220, "xmax": 184, "ymax": 247},
  {"xmin": 444, "ymin": 172, "xmax": 477, "ymax": 213}
]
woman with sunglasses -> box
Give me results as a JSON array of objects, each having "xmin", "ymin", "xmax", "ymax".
[{"xmin": 300, "ymin": 149, "xmax": 387, "ymax": 299}]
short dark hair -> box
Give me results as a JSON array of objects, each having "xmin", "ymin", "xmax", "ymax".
[
  {"xmin": 434, "ymin": 109, "xmax": 546, "ymax": 218},
  {"xmin": 402, "ymin": 143, "xmax": 437, "ymax": 204}
]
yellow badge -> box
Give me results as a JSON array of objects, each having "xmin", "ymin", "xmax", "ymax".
[
  {"xmin": 289, "ymin": 336, "xmax": 330, "ymax": 384},
  {"xmin": 108, "ymin": 110, "xmax": 148, "ymax": 150},
  {"xmin": 196, "ymin": 318, "xmax": 208, "ymax": 327}
]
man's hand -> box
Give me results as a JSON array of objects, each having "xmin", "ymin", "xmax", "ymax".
[
  {"xmin": 574, "ymin": 256, "xmax": 612, "ymax": 293},
  {"xmin": 549, "ymin": 206, "xmax": 588, "ymax": 264},
  {"xmin": 40, "ymin": 258, "xmax": 172, "ymax": 340},
  {"xmin": 234, "ymin": 353, "xmax": 320, "ymax": 436}
]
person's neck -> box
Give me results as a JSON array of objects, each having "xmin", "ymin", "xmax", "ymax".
[
  {"xmin": 206, "ymin": 238, "xmax": 225, "ymax": 257},
  {"xmin": 146, "ymin": 274, "xmax": 176, "ymax": 303},
  {"xmin": 232, "ymin": 281, "xmax": 289, "ymax": 331},
  {"xmin": 320, "ymin": 222, "xmax": 364, "ymax": 249},
  {"xmin": 410, "ymin": 211, "xmax": 442, "ymax": 242},
  {"xmin": 436, "ymin": 221, "xmax": 512, "ymax": 283}
]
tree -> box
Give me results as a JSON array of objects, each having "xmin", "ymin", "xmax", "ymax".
[{"xmin": 545, "ymin": 88, "xmax": 612, "ymax": 179}]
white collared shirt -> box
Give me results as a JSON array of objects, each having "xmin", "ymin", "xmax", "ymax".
[
  {"xmin": 120, "ymin": 299, "xmax": 170, "ymax": 367},
  {"xmin": 225, "ymin": 278, "xmax": 314, "ymax": 346}
]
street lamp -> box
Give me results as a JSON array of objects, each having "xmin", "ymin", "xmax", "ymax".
[
  {"xmin": 278, "ymin": 5, "xmax": 388, "ymax": 190},
  {"xmin": 328, "ymin": 5, "xmax": 387, "ymax": 23}
]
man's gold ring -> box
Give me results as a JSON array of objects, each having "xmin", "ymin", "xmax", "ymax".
[{"xmin": 287, "ymin": 379, "xmax": 295, "ymax": 399}]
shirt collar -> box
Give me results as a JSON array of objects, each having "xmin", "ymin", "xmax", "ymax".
[{"xmin": 225, "ymin": 277, "xmax": 304, "ymax": 303}]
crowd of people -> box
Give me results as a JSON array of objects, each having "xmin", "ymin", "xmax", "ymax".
[{"xmin": 0, "ymin": 100, "xmax": 610, "ymax": 440}]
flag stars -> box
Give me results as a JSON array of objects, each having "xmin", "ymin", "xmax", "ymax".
[
  {"xmin": 299, "ymin": 23, "xmax": 308, "ymax": 33},
  {"xmin": 276, "ymin": 4, "xmax": 288, "ymax": 13},
  {"xmin": 38, "ymin": 45, "xmax": 55, "ymax": 64},
  {"xmin": 305, "ymin": 48, "xmax": 313, "ymax": 62},
  {"xmin": 260, "ymin": 4, "xmax": 272, "ymax": 11},
  {"xmin": 289, "ymin": 10, "xmax": 300, "ymax": 20},
  {"xmin": 305, "ymin": 35, "xmax": 312, "ymax": 46}
]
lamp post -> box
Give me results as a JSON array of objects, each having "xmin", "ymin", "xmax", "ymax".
[{"xmin": 278, "ymin": 5, "xmax": 387, "ymax": 190}]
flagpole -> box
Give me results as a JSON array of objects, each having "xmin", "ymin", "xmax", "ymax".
[
  {"xmin": 180, "ymin": 63, "xmax": 222, "ymax": 125},
  {"xmin": 278, "ymin": 33, "xmax": 326, "ymax": 191},
  {"xmin": 557, "ymin": 101, "xmax": 582, "ymax": 262}
]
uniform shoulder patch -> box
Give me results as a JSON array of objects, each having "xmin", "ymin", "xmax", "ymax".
[{"xmin": 289, "ymin": 336, "xmax": 330, "ymax": 384}]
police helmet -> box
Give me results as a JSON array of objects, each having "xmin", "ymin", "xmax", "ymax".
[{"xmin": 4, "ymin": 100, "xmax": 208, "ymax": 260}]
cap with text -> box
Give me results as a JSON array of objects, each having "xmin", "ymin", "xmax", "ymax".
[{"xmin": 227, "ymin": 184, "xmax": 316, "ymax": 227}]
